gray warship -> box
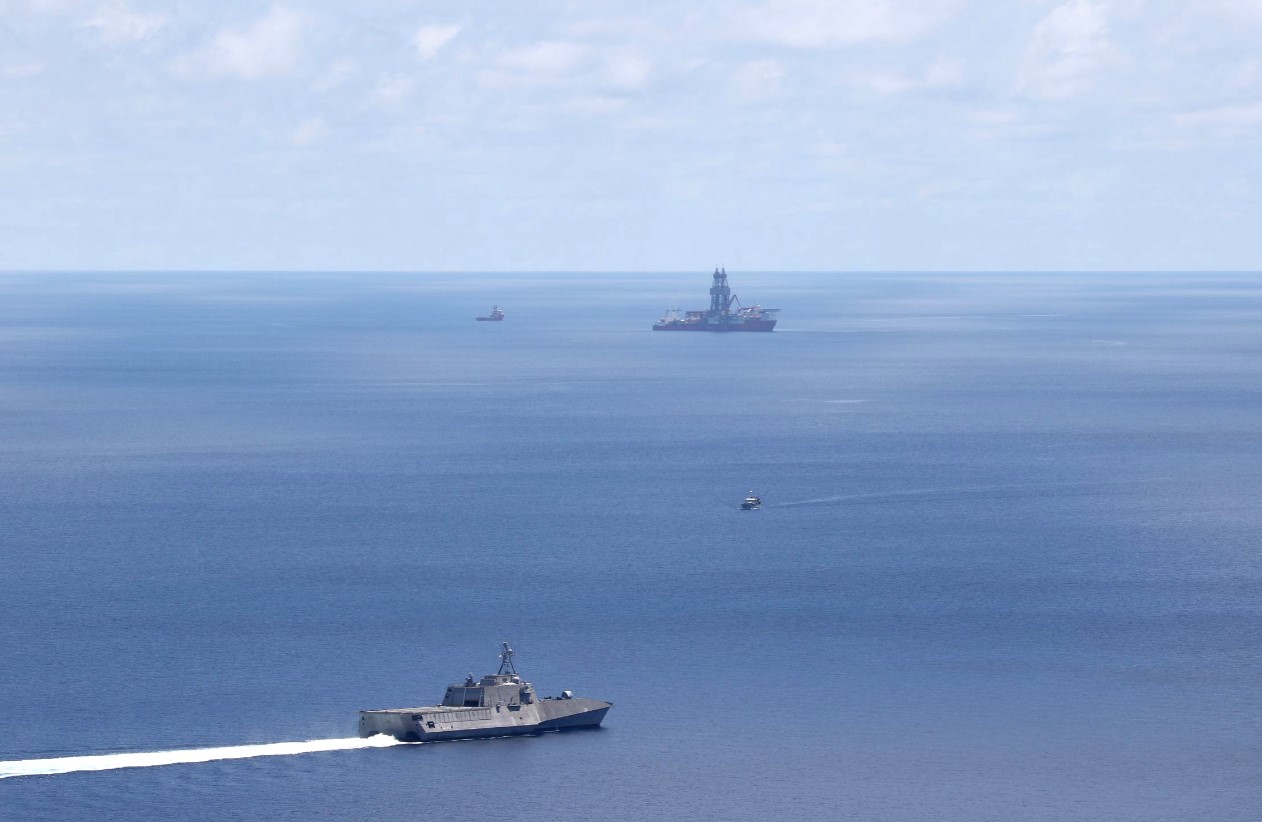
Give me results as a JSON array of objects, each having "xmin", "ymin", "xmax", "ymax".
[{"xmin": 358, "ymin": 643, "xmax": 612, "ymax": 742}]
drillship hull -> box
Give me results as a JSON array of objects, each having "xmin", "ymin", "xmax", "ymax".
[
  {"xmin": 359, "ymin": 698, "xmax": 611, "ymax": 743},
  {"xmin": 654, "ymin": 268, "xmax": 778, "ymax": 331},
  {"xmin": 652, "ymin": 319, "xmax": 777, "ymax": 331}
]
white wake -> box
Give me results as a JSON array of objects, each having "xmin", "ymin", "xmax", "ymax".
[
  {"xmin": 0, "ymin": 736, "xmax": 408, "ymax": 780},
  {"xmin": 767, "ymin": 478, "xmax": 1172, "ymax": 508}
]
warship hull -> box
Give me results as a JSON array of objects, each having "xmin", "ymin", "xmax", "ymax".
[
  {"xmin": 359, "ymin": 643, "xmax": 611, "ymax": 743},
  {"xmin": 360, "ymin": 698, "xmax": 610, "ymax": 742}
]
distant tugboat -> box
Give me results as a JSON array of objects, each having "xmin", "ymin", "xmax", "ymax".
[
  {"xmin": 741, "ymin": 495, "xmax": 762, "ymax": 510},
  {"xmin": 476, "ymin": 305, "xmax": 505, "ymax": 321},
  {"xmin": 358, "ymin": 642, "xmax": 611, "ymax": 743},
  {"xmin": 654, "ymin": 268, "xmax": 778, "ymax": 331}
]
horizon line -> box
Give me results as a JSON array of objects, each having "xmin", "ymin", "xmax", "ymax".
[{"xmin": 3, "ymin": 268, "xmax": 1261, "ymax": 276}]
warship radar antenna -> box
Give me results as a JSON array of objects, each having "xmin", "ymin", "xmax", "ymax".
[{"xmin": 497, "ymin": 641, "xmax": 518, "ymax": 675}]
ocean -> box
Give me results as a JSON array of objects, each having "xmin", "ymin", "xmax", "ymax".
[{"xmin": 1, "ymin": 270, "xmax": 1260, "ymax": 820}]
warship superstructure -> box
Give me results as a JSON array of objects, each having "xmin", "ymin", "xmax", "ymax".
[
  {"xmin": 358, "ymin": 643, "xmax": 611, "ymax": 742},
  {"xmin": 653, "ymin": 268, "xmax": 779, "ymax": 331}
]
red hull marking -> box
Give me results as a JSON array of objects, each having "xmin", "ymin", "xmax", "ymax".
[{"xmin": 652, "ymin": 322, "xmax": 776, "ymax": 332}]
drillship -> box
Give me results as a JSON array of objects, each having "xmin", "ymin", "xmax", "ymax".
[
  {"xmin": 653, "ymin": 268, "xmax": 779, "ymax": 331},
  {"xmin": 358, "ymin": 643, "xmax": 612, "ymax": 743}
]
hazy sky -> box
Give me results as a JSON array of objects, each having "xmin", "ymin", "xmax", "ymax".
[{"xmin": 2, "ymin": 1, "xmax": 1260, "ymax": 271}]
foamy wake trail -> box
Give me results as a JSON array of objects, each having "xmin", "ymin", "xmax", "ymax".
[
  {"xmin": 769, "ymin": 487, "xmax": 956, "ymax": 507},
  {"xmin": 0, "ymin": 736, "xmax": 408, "ymax": 779},
  {"xmin": 768, "ymin": 478, "xmax": 1172, "ymax": 508}
]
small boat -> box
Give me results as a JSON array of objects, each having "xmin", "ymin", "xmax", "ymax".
[
  {"xmin": 740, "ymin": 495, "xmax": 761, "ymax": 510},
  {"xmin": 476, "ymin": 305, "xmax": 505, "ymax": 321}
]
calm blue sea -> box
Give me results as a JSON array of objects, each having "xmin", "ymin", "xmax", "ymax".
[{"xmin": 1, "ymin": 271, "xmax": 1260, "ymax": 821}]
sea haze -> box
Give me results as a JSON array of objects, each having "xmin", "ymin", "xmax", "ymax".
[{"xmin": 1, "ymin": 271, "xmax": 1260, "ymax": 821}]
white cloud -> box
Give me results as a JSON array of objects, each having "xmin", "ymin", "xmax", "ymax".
[
  {"xmin": 289, "ymin": 116, "xmax": 328, "ymax": 146},
  {"xmin": 476, "ymin": 41, "xmax": 591, "ymax": 90},
  {"xmin": 561, "ymin": 95, "xmax": 627, "ymax": 116},
  {"xmin": 9, "ymin": 0, "xmax": 1262, "ymax": 270},
  {"xmin": 368, "ymin": 74, "xmax": 415, "ymax": 107},
  {"xmin": 414, "ymin": 23, "xmax": 461, "ymax": 61},
  {"xmin": 840, "ymin": 59, "xmax": 964, "ymax": 97},
  {"xmin": 924, "ymin": 58, "xmax": 964, "ymax": 88},
  {"xmin": 850, "ymin": 71, "xmax": 914, "ymax": 95},
  {"xmin": 731, "ymin": 59, "xmax": 786, "ymax": 101},
  {"xmin": 1019, "ymin": 0, "xmax": 1113, "ymax": 99},
  {"xmin": 1175, "ymin": 102, "xmax": 1262, "ymax": 134},
  {"xmin": 84, "ymin": 2, "xmax": 167, "ymax": 44},
  {"xmin": 361, "ymin": 124, "xmax": 427, "ymax": 155},
  {"xmin": 1230, "ymin": 58, "xmax": 1262, "ymax": 89},
  {"xmin": 473, "ymin": 39, "xmax": 654, "ymax": 99},
  {"xmin": 195, "ymin": 7, "xmax": 307, "ymax": 80},
  {"xmin": 26, "ymin": 0, "xmax": 81, "ymax": 14},
  {"xmin": 603, "ymin": 52, "xmax": 652, "ymax": 90},
  {"xmin": 1, "ymin": 61, "xmax": 46, "ymax": 79},
  {"xmin": 1224, "ymin": 177, "xmax": 1252, "ymax": 199},
  {"xmin": 1204, "ymin": 0, "xmax": 1262, "ymax": 24},
  {"xmin": 811, "ymin": 139, "xmax": 849, "ymax": 158},
  {"xmin": 734, "ymin": 0, "xmax": 962, "ymax": 48},
  {"xmin": 312, "ymin": 58, "xmax": 358, "ymax": 92},
  {"xmin": 500, "ymin": 41, "xmax": 588, "ymax": 75}
]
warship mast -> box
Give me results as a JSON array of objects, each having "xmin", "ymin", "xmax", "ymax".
[{"xmin": 497, "ymin": 641, "xmax": 518, "ymax": 676}]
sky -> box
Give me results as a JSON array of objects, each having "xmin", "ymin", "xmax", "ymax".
[{"xmin": 1, "ymin": 0, "xmax": 1260, "ymax": 272}]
